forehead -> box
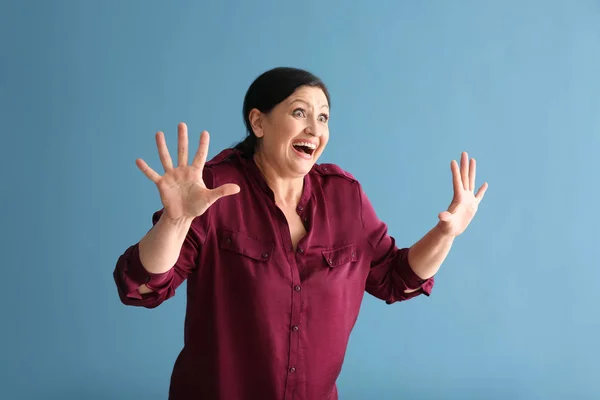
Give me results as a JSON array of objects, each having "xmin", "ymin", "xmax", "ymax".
[{"xmin": 285, "ymin": 86, "xmax": 329, "ymax": 108}]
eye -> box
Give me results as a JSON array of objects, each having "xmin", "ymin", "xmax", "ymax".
[
  {"xmin": 318, "ymin": 114, "xmax": 329, "ymax": 123},
  {"xmin": 292, "ymin": 108, "xmax": 306, "ymax": 118}
]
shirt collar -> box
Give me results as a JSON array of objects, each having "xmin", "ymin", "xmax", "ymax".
[{"xmin": 213, "ymin": 148, "xmax": 313, "ymax": 206}]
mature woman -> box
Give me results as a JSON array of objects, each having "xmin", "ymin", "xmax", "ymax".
[{"xmin": 113, "ymin": 67, "xmax": 487, "ymax": 400}]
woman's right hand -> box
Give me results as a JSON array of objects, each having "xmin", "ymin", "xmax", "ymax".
[{"xmin": 136, "ymin": 123, "xmax": 240, "ymax": 222}]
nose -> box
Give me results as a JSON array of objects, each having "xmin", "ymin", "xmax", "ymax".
[{"xmin": 304, "ymin": 123, "xmax": 322, "ymax": 137}]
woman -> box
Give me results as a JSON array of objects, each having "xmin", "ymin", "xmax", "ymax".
[{"xmin": 113, "ymin": 67, "xmax": 487, "ymax": 400}]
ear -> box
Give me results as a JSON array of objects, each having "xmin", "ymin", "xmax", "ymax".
[{"xmin": 248, "ymin": 109, "xmax": 264, "ymax": 138}]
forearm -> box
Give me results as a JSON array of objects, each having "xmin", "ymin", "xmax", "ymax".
[
  {"xmin": 138, "ymin": 215, "xmax": 194, "ymax": 275},
  {"xmin": 135, "ymin": 215, "xmax": 194, "ymax": 294},
  {"xmin": 407, "ymin": 223, "xmax": 455, "ymax": 280}
]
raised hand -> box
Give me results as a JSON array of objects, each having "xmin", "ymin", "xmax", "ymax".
[
  {"xmin": 437, "ymin": 152, "xmax": 488, "ymax": 237},
  {"xmin": 135, "ymin": 123, "xmax": 240, "ymax": 222}
]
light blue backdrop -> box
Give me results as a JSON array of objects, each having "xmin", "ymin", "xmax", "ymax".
[{"xmin": 2, "ymin": 1, "xmax": 599, "ymax": 399}]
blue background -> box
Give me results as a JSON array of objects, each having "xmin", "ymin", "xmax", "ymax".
[{"xmin": 2, "ymin": 1, "xmax": 599, "ymax": 399}]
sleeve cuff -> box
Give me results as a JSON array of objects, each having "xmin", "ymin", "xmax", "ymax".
[
  {"xmin": 117, "ymin": 245, "xmax": 174, "ymax": 299},
  {"xmin": 395, "ymin": 249, "xmax": 435, "ymax": 296}
]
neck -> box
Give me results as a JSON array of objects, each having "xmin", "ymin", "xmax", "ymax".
[{"xmin": 253, "ymin": 152, "xmax": 304, "ymax": 208}]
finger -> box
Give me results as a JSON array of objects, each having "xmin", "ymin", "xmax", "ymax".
[
  {"xmin": 469, "ymin": 158, "xmax": 476, "ymax": 191},
  {"xmin": 135, "ymin": 158, "xmax": 161, "ymax": 183},
  {"xmin": 207, "ymin": 183, "xmax": 241, "ymax": 204},
  {"xmin": 450, "ymin": 160, "xmax": 462, "ymax": 194},
  {"xmin": 192, "ymin": 131, "xmax": 210, "ymax": 169},
  {"xmin": 155, "ymin": 131, "xmax": 174, "ymax": 171},
  {"xmin": 460, "ymin": 152, "xmax": 469, "ymax": 190},
  {"xmin": 475, "ymin": 182, "xmax": 488, "ymax": 202},
  {"xmin": 178, "ymin": 122, "xmax": 188, "ymax": 167}
]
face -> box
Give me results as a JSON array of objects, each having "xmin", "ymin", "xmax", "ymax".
[{"xmin": 249, "ymin": 86, "xmax": 330, "ymax": 178}]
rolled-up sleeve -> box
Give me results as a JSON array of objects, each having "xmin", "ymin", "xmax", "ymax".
[
  {"xmin": 358, "ymin": 183, "xmax": 434, "ymax": 304},
  {"xmin": 113, "ymin": 210, "xmax": 205, "ymax": 308}
]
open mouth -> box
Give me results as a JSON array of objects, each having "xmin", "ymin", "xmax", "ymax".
[{"xmin": 292, "ymin": 141, "xmax": 317, "ymax": 159}]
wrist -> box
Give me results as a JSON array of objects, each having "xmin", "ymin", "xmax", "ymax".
[
  {"xmin": 433, "ymin": 221, "xmax": 457, "ymax": 240},
  {"xmin": 159, "ymin": 213, "xmax": 195, "ymax": 229}
]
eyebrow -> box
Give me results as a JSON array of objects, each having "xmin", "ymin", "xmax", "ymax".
[{"xmin": 290, "ymin": 99, "xmax": 329, "ymax": 110}]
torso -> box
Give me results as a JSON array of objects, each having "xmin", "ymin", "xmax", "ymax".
[{"xmin": 166, "ymin": 149, "xmax": 400, "ymax": 400}]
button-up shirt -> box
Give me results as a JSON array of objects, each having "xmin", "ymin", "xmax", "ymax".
[{"xmin": 113, "ymin": 149, "xmax": 434, "ymax": 400}]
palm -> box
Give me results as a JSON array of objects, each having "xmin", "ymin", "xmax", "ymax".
[
  {"xmin": 155, "ymin": 169, "xmax": 213, "ymax": 219},
  {"xmin": 437, "ymin": 152, "xmax": 488, "ymax": 237},
  {"xmin": 135, "ymin": 123, "xmax": 240, "ymax": 222}
]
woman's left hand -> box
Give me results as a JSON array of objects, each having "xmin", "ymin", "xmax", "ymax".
[{"xmin": 437, "ymin": 152, "xmax": 488, "ymax": 237}]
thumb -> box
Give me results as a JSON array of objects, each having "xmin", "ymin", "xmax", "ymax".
[
  {"xmin": 438, "ymin": 210, "xmax": 453, "ymax": 222},
  {"xmin": 207, "ymin": 183, "xmax": 241, "ymax": 204}
]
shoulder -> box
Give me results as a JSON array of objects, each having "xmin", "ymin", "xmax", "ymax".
[
  {"xmin": 311, "ymin": 162, "xmax": 358, "ymax": 184},
  {"xmin": 310, "ymin": 162, "xmax": 363, "ymax": 203},
  {"xmin": 205, "ymin": 148, "xmax": 244, "ymax": 169},
  {"xmin": 202, "ymin": 148, "xmax": 246, "ymax": 189}
]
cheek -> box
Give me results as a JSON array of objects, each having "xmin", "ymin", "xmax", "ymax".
[
  {"xmin": 264, "ymin": 123, "xmax": 293, "ymax": 150},
  {"xmin": 321, "ymin": 131, "xmax": 330, "ymax": 147},
  {"xmin": 281, "ymin": 121, "xmax": 302, "ymax": 144}
]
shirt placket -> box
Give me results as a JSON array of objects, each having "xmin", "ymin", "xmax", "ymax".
[{"xmin": 282, "ymin": 202, "xmax": 309, "ymax": 400}]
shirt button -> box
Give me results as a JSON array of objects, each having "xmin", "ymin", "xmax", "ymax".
[
  {"xmin": 297, "ymin": 247, "xmax": 304, "ymax": 254},
  {"xmin": 297, "ymin": 205, "xmax": 304, "ymax": 211},
  {"xmin": 262, "ymin": 253, "xmax": 269, "ymax": 259},
  {"xmin": 294, "ymin": 285, "xmax": 301, "ymax": 291},
  {"xmin": 289, "ymin": 367, "xmax": 296, "ymax": 373},
  {"xmin": 292, "ymin": 325, "xmax": 299, "ymax": 331}
]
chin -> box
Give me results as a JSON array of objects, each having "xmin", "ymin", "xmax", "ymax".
[
  {"xmin": 288, "ymin": 161, "xmax": 313, "ymax": 177},
  {"xmin": 291, "ymin": 152, "xmax": 321, "ymax": 174}
]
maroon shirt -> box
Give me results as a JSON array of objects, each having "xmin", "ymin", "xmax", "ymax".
[{"xmin": 113, "ymin": 149, "xmax": 434, "ymax": 400}]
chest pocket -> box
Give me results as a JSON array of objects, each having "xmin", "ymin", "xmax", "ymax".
[
  {"xmin": 321, "ymin": 243, "xmax": 358, "ymax": 267},
  {"xmin": 218, "ymin": 228, "xmax": 274, "ymax": 263}
]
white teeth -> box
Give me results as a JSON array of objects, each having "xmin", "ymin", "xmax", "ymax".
[{"xmin": 292, "ymin": 142, "xmax": 317, "ymax": 149}]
